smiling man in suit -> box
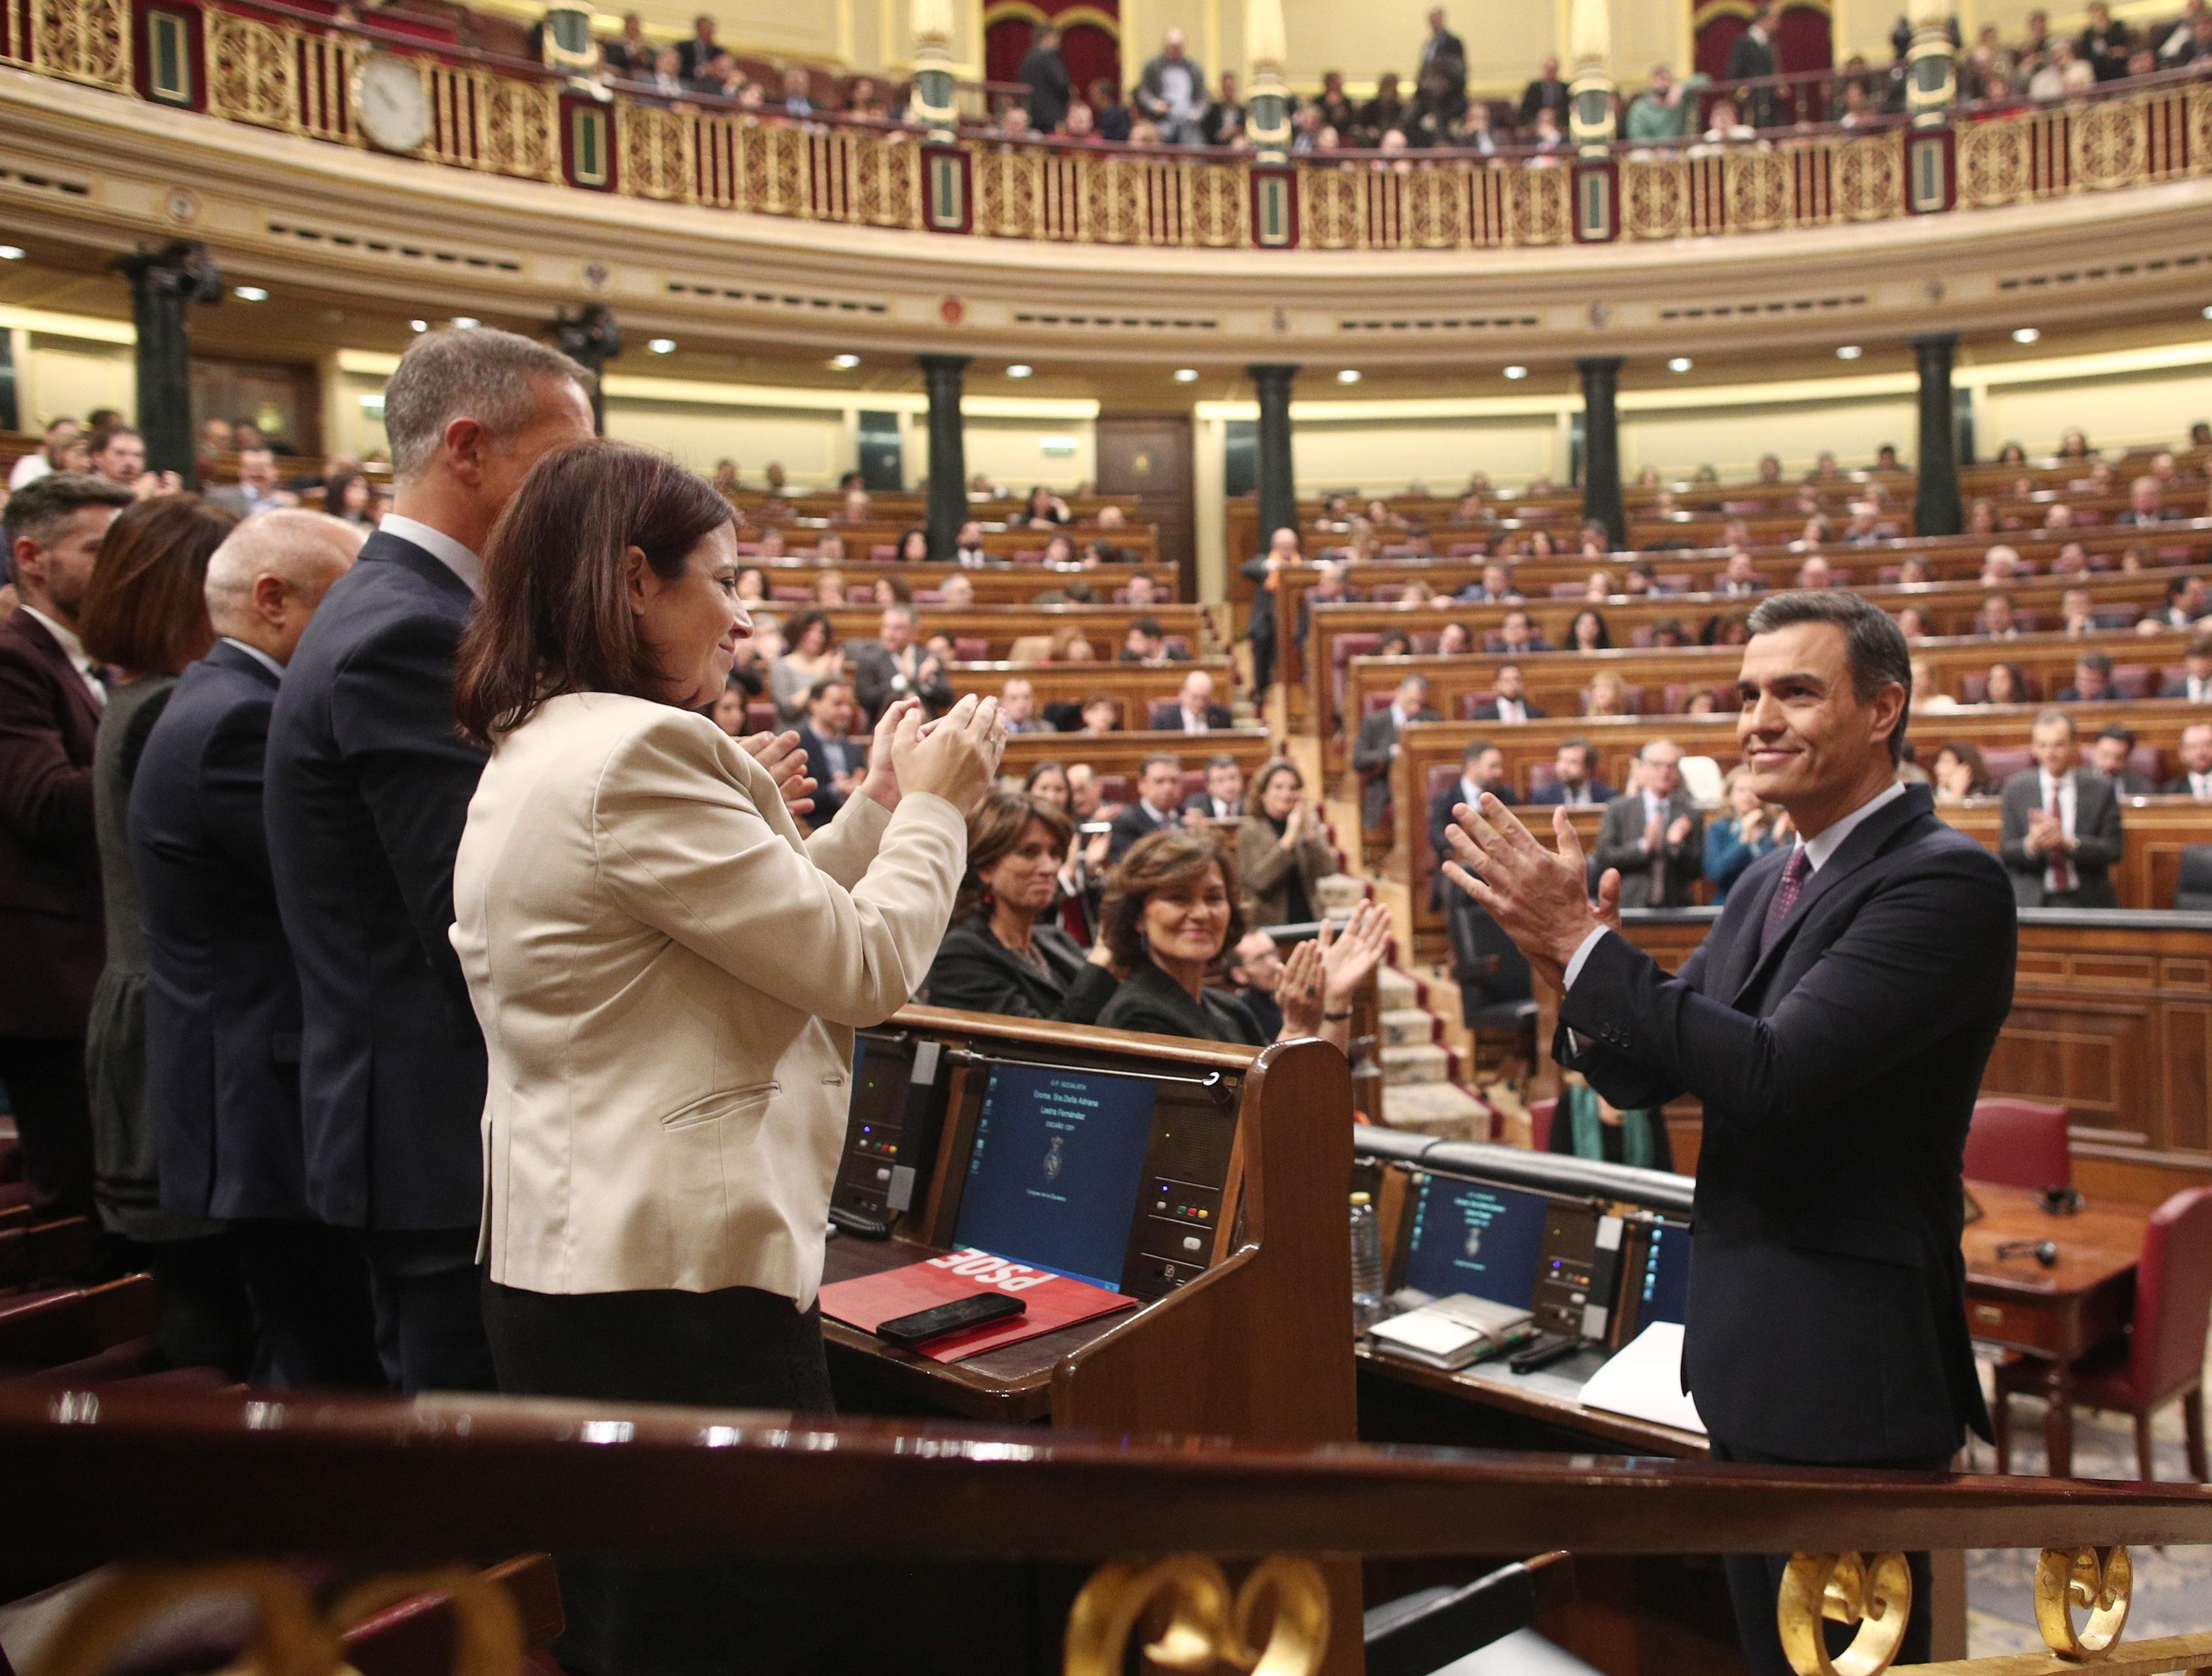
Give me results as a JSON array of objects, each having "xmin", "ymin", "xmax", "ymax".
[
  {"xmin": 0, "ymin": 472, "xmax": 133, "ymax": 1219},
  {"xmin": 1440, "ymin": 590, "xmax": 2014, "ymax": 1676},
  {"xmin": 135, "ymin": 510, "xmax": 383, "ymax": 1390},
  {"xmin": 264, "ymin": 326, "xmax": 595, "ymax": 1393}
]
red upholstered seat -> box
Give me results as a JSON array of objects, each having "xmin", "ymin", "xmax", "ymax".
[
  {"xmin": 1962, "ymin": 1099, "xmax": 2071, "ymax": 1191},
  {"xmin": 2109, "ymin": 665, "xmax": 2152, "ymax": 698},
  {"xmin": 955, "ymin": 636, "xmax": 988, "ymax": 660},
  {"xmin": 1528, "ymin": 1098, "xmax": 1557, "ymax": 1152},
  {"xmin": 1099, "ymin": 774, "xmax": 1133, "ymax": 804},
  {"xmin": 1993, "ymin": 1186, "xmax": 2212, "ymax": 1481},
  {"xmin": 868, "ymin": 544, "xmax": 897, "ymax": 561},
  {"xmin": 1979, "ymin": 745, "xmax": 2034, "ymax": 780}
]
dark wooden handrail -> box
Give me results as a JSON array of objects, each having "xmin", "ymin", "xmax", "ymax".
[{"xmin": 5, "ymin": 1384, "xmax": 2210, "ymax": 1570}]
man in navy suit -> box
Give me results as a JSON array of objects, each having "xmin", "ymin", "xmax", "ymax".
[
  {"xmin": 1441, "ymin": 591, "xmax": 2014, "ymax": 1676},
  {"xmin": 135, "ymin": 510, "xmax": 385, "ymax": 1389},
  {"xmin": 264, "ymin": 327, "xmax": 595, "ymax": 1392},
  {"xmin": 1527, "ymin": 739, "xmax": 1616, "ymax": 808},
  {"xmin": 795, "ymin": 677, "xmax": 865, "ymax": 825}
]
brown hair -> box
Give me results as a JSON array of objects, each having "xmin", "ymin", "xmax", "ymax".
[
  {"xmin": 77, "ymin": 493, "xmax": 234, "ymax": 676},
  {"xmin": 1099, "ymin": 828, "xmax": 1245, "ymax": 972},
  {"xmin": 957, "ymin": 789, "xmax": 1074, "ymax": 919},
  {"xmin": 455, "ymin": 439, "xmax": 733, "ymax": 744}
]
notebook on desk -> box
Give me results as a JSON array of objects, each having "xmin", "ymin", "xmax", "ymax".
[{"xmin": 1368, "ymin": 1293, "xmax": 1536, "ymax": 1371}]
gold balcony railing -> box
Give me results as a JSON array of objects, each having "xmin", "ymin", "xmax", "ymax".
[{"xmin": 3, "ymin": 0, "xmax": 2211, "ymax": 248}]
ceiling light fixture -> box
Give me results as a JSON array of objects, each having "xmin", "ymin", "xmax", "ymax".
[
  {"xmin": 1006, "ymin": 364, "xmax": 1033, "ymax": 378},
  {"xmin": 2012, "ymin": 326, "xmax": 2041, "ymax": 344},
  {"xmin": 451, "ymin": 316, "xmax": 481, "ymax": 329},
  {"xmin": 1336, "ymin": 369, "xmax": 1362, "ymax": 384},
  {"xmin": 1835, "ymin": 344, "xmax": 1863, "ymax": 360},
  {"xmin": 0, "ymin": 245, "xmax": 24, "ymax": 261},
  {"xmin": 1667, "ymin": 356, "xmax": 1693, "ymax": 373},
  {"xmin": 829, "ymin": 353, "xmax": 860, "ymax": 369},
  {"xmin": 648, "ymin": 337, "xmax": 677, "ymax": 354},
  {"xmin": 1502, "ymin": 365, "xmax": 1529, "ymax": 380},
  {"xmin": 1173, "ymin": 367, "xmax": 1199, "ymax": 382},
  {"xmin": 409, "ymin": 318, "xmax": 429, "ymax": 332},
  {"xmin": 233, "ymin": 286, "xmax": 269, "ymax": 302}
]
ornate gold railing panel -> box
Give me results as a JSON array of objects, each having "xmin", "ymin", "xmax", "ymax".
[{"xmin": 9, "ymin": 0, "xmax": 2212, "ymax": 250}]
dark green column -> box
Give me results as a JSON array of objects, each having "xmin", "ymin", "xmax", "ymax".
[
  {"xmin": 1912, "ymin": 332, "xmax": 1962, "ymax": 539},
  {"xmin": 1578, "ymin": 356, "xmax": 1625, "ymax": 549},
  {"xmin": 920, "ymin": 354, "xmax": 969, "ymax": 560},
  {"xmin": 1249, "ymin": 363, "xmax": 1298, "ymax": 547},
  {"xmin": 550, "ymin": 304, "xmax": 623, "ymax": 434},
  {"xmin": 114, "ymin": 240, "xmax": 222, "ymax": 490}
]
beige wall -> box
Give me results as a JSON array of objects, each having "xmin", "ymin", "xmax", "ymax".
[
  {"xmin": 17, "ymin": 334, "xmax": 135, "ymax": 432},
  {"xmin": 463, "ymin": 0, "xmax": 982, "ymax": 77},
  {"xmin": 1977, "ymin": 362, "xmax": 2212, "ymax": 457},
  {"xmin": 911, "ymin": 413, "xmax": 1098, "ymax": 496},
  {"xmin": 1623, "ymin": 391, "xmax": 1920, "ymax": 481},
  {"xmin": 606, "ymin": 396, "xmax": 850, "ymax": 483},
  {"xmin": 1293, "ymin": 411, "xmax": 1563, "ymax": 495}
]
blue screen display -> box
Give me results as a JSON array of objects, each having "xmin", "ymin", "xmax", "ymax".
[
  {"xmin": 1636, "ymin": 1218, "xmax": 1692, "ymax": 1327},
  {"xmin": 952, "ymin": 1063, "xmax": 1157, "ymax": 1292},
  {"xmin": 1403, "ymin": 1176, "xmax": 1550, "ymax": 1308}
]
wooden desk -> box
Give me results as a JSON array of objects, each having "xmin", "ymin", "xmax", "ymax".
[
  {"xmin": 1961, "ymin": 1183, "xmax": 2147, "ymax": 1478},
  {"xmin": 820, "ymin": 603, "xmax": 1209, "ymax": 662},
  {"xmin": 1356, "ymin": 1339, "xmax": 1710, "ymax": 1459},
  {"xmin": 943, "ymin": 657, "xmax": 1237, "ymax": 729},
  {"xmin": 998, "ymin": 728, "xmax": 1279, "ymax": 789}
]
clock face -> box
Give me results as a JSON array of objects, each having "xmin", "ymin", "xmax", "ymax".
[{"xmin": 356, "ymin": 53, "xmax": 430, "ymax": 153}]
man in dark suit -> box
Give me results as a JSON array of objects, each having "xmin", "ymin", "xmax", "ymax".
[
  {"xmin": 1152, "ymin": 668, "xmax": 1235, "ymax": 734},
  {"xmin": 1726, "ymin": 4, "xmax": 1781, "ymax": 126},
  {"xmin": 1999, "ymin": 710, "xmax": 2124, "ymax": 908},
  {"xmin": 851, "ymin": 604, "xmax": 953, "ymax": 721},
  {"xmin": 2089, "ymin": 725, "xmax": 2155, "ymax": 796},
  {"xmin": 265, "ymin": 327, "xmax": 595, "ymax": 1393},
  {"xmin": 1107, "ymin": 752, "xmax": 1186, "ymax": 861},
  {"xmin": 796, "ymin": 677, "xmax": 864, "ymax": 825},
  {"xmin": 1018, "ymin": 24, "xmax": 1072, "ymax": 134},
  {"xmin": 135, "ymin": 511, "xmax": 383, "ymax": 1390},
  {"xmin": 1351, "ymin": 673, "xmax": 1440, "ymax": 831},
  {"xmin": 1183, "ymin": 753, "xmax": 1245, "ymax": 821},
  {"xmin": 1468, "ymin": 662, "xmax": 1547, "ymax": 725},
  {"xmin": 0, "ymin": 473, "xmax": 131, "ymax": 1218},
  {"xmin": 1591, "ymin": 738, "xmax": 1704, "ymax": 908},
  {"xmin": 1439, "ymin": 590, "xmax": 2014, "ymax": 1675},
  {"xmin": 2158, "ymin": 631, "xmax": 2212, "ymax": 702},
  {"xmin": 1426, "ymin": 738, "xmax": 1513, "ymax": 909},
  {"xmin": 1239, "ymin": 525, "xmax": 1298, "ymax": 693},
  {"xmin": 2164, "ymin": 721, "xmax": 2212, "ymax": 798},
  {"xmin": 1517, "ymin": 53, "xmax": 1568, "ymax": 128},
  {"xmin": 674, "ymin": 12, "xmax": 719, "ymax": 80},
  {"xmin": 1416, "ymin": 7, "xmax": 1466, "ymax": 94},
  {"xmin": 2052, "ymin": 650, "xmax": 2119, "ymax": 703},
  {"xmin": 1529, "ymin": 738, "xmax": 1617, "ymax": 808}
]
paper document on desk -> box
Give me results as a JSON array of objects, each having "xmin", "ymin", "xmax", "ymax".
[{"xmin": 1579, "ymin": 1322, "xmax": 1706, "ymax": 1436}]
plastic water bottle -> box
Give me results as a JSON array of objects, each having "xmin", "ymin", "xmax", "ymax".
[{"xmin": 1349, "ymin": 1191, "xmax": 1385, "ymax": 1329}]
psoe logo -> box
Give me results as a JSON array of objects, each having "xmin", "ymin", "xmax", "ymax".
[{"xmin": 928, "ymin": 1249, "xmax": 1058, "ymax": 1291}]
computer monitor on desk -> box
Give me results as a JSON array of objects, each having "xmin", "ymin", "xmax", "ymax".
[
  {"xmin": 1399, "ymin": 1173, "xmax": 1616, "ymax": 1339},
  {"xmin": 1619, "ymin": 1214, "xmax": 1692, "ymax": 1337}
]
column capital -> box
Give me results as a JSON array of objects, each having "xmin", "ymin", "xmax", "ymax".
[
  {"xmin": 111, "ymin": 238, "xmax": 224, "ymax": 301},
  {"xmin": 549, "ymin": 303, "xmax": 620, "ymax": 434},
  {"xmin": 918, "ymin": 352, "xmax": 973, "ymax": 376},
  {"xmin": 1906, "ymin": 330, "xmax": 1960, "ymax": 351},
  {"xmin": 1574, "ymin": 355, "xmax": 1625, "ymax": 376},
  {"xmin": 112, "ymin": 239, "xmax": 220, "ymax": 488}
]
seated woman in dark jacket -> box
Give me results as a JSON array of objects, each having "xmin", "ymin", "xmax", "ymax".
[
  {"xmin": 1094, "ymin": 829, "xmax": 1387, "ymax": 1050},
  {"xmin": 922, "ymin": 789, "xmax": 1118, "ymax": 1023},
  {"xmin": 1549, "ymin": 1075, "xmax": 1674, "ymax": 1172},
  {"xmin": 1236, "ymin": 757, "xmax": 1337, "ymax": 928}
]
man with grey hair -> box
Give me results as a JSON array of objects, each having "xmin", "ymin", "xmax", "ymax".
[
  {"xmin": 264, "ymin": 326, "xmax": 593, "ymax": 1392},
  {"xmin": 135, "ymin": 511, "xmax": 379, "ymax": 1388}
]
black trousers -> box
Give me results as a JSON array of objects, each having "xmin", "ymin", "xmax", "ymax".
[
  {"xmin": 145, "ymin": 1231, "xmax": 256, "ymax": 1377},
  {"xmin": 1249, "ymin": 628, "xmax": 1276, "ymax": 694},
  {"xmin": 0, "ymin": 1033, "xmax": 95, "ymax": 1218},
  {"xmin": 1711, "ymin": 1437, "xmax": 1954, "ymax": 1676},
  {"xmin": 236, "ymin": 1219, "xmax": 386, "ymax": 1390},
  {"xmin": 361, "ymin": 1225, "xmax": 496, "ymax": 1394},
  {"xmin": 482, "ymin": 1280, "xmax": 1034, "ymax": 1676}
]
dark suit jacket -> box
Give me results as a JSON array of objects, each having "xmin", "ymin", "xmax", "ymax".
[
  {"xmin": 132, "ymin": 642, "xmax": 313, "ymax": 1221},
  {"xmin": 1351, "ymin": 704, "xmax": 1439, "ymax": 829},
  {"xmin": 797, "ymin": 723, "xmax": 861, "ymax": 823},
  {"xmin": 1096, "ymin": 959, "xmax": 1268, "ymax": 1046},
  {"xmin": 922, "ymin": 914, "xmax": 1116, "ymax": 1023},
  {"xmin": 264, "ymin": 531, "xmax": 488, "ymax": 1231},
  {"xmin": 1559, "ymin": 785, "xmax": 2013, "ymax": 1462},
  {"xmin": 1238, "ymin": 555, "xmax": 1278, "ymax": 645},
  {"xmin": 1107, "ymin": 798, "xmax": 1179, "ymax": 862},
  {"xmin": 1018, "ymin": 43, "xmax": 1071, "ymax": 132},
  {"xmin": 2163, "ymin": 771, "xmax": 2212, "ymax": 798},
  {"xmin": 850, "ymin": 640, "xmax": 953, "ymax": 721},
  {"xmin": 1468, "ymin": 699, "xmax": 1548, "ymax": 724},
  {"xmin": 1149, "ymin": 701, "xmax": 1236, "ymax": 732},
  {"xmin": 2102, "ymin": 770, "xmax": 2156, "ymax": 797},
  {"xmin": 0, "ymin": 607, "xmax": 105, "ymax": 1037},
  {"xmin": 1425, "ymin": 776, "xmax": 1516, "ymax": 909},
  {"xmin": 1530, "ymin": 778, "xmax": 1618, "ymax": 808},
  {"xmin": 2158, "ymin": 677, "xmax": 2211, "ymax": 701},
  {"xmin": 1183, "ymin": 793, "xmax": 1243, "ymax": 821},
  {"xmin": 1997, "ymin": 768, "xmax": 2122, "ymax": 907},
  {"xmin": 1591, "ymin": 789, "xmax": 1704, "ymax": 908}
]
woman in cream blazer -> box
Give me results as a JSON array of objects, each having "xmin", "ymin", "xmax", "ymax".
[{"xmin": 447, "ymin": 441, "xmax": 1001, "ymax": 1676}]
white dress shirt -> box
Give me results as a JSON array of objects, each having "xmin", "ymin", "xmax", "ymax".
[
  {"xmin": 219, "ymin": 636, "xmax": 286, "ymax": 681},
  {"xmin": 1492, "ymin": 695, "xmax": 1529, "ymax": 724},
  {"xmin": 2183, "ymin": 770, "xmax": 2212, "ymax": 801},
  {"xmin": 2037, "ymin": 768, "xmax": 2079, "ymax": 894},
  {"xmin": 379, "ymin": 513, "xmax": 484, "ymax": 597},
  {"xmin": 2181, "ymin": 676, "xmax": 2211, "ymax": 704},
  {"xmin": 1564, "ymin": 779, "xmax": 1907, "ymax": 993},
  {"xmin": 18, "ymin": 604, "xmax": 105, "ymax": 708},
  {"xmin": 9, "ymin": 453, "xmax": 54, "ymax": 490}
]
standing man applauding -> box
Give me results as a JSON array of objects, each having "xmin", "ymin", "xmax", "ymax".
[
  {"xmin": 1440, "ymin": 592, "xmax": 2014, "ymax": 1676},
  {"xmin": 264, "ymin": 328, "xmax": 596, "ymax": 1393}
]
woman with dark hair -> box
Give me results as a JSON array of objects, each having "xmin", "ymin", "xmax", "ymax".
[
  {"xmin": 1023, "ymin": 759, "xmax": 1071, "ymax": 811},
  {"xmin": 1982, "ymin": 661, "xmax": 2028, "ymax": 706},
  {"xmin": 1040, "ymin": 531, "xmax": 1077, "ymax": 566},
  {"xmin": 322, "ymin": 468, "xmax": 375, "ymax": 527},
  {"xmin": 1375, "ymin": 630, "xmax": 1413, "ymax": 658},
  {"xmin": 1567, "ymin": 607, "xmax": 1612, "ymax": 651},
  {"xmin": 1236, "ymin": 759, "xmax": 1336, "ymax": 928},
  {"xmin": 449, "ymin": 439, "xmax": 1003, "ymax": 1676},
  {"xmin": 732, "ymin": 565, "xmax": 768, "ymax": 604},
  {"xmin": 1931, "ymin": 740, "xmax": 1996, "ymax": 802},
  {"xmin": 894, "ymin": 526, "xmax": 928, "ymax": 562},
  {"xmin": 921, "ymin": 790, "xmax": 1118, "ymax": 1021},
  {"xmin": 1016, "ymin": 484, "xmax": 1068, "ymax": 525},
  {"xmin": 78, "ymin": 493, "xmax": 250, "ymax": 1371},
  {"xmin": 1094, "ymin": 829, "xmax": 1387, "ymax": 1048},
  {"xmin": 871, "ymin": 572, "xmax": 914, "ymax": 604},
  {"xmin": 769, "ymin": 607, "xmax": 839, "ymax": 725}
]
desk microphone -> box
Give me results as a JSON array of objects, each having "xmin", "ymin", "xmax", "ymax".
[{"xmin": 1995, "ymin": 1238, "xmax": 2060, "ymax": 1267}]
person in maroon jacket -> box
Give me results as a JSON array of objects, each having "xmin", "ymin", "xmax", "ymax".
[{"xmin": 0, "ymin": 472, "xmax": 133, "ymax": 1216}]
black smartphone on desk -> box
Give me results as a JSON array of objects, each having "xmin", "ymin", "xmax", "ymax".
[{"xmin": 877, "ymin": 1293, "xmax": 1026, "ymax": 1348}]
